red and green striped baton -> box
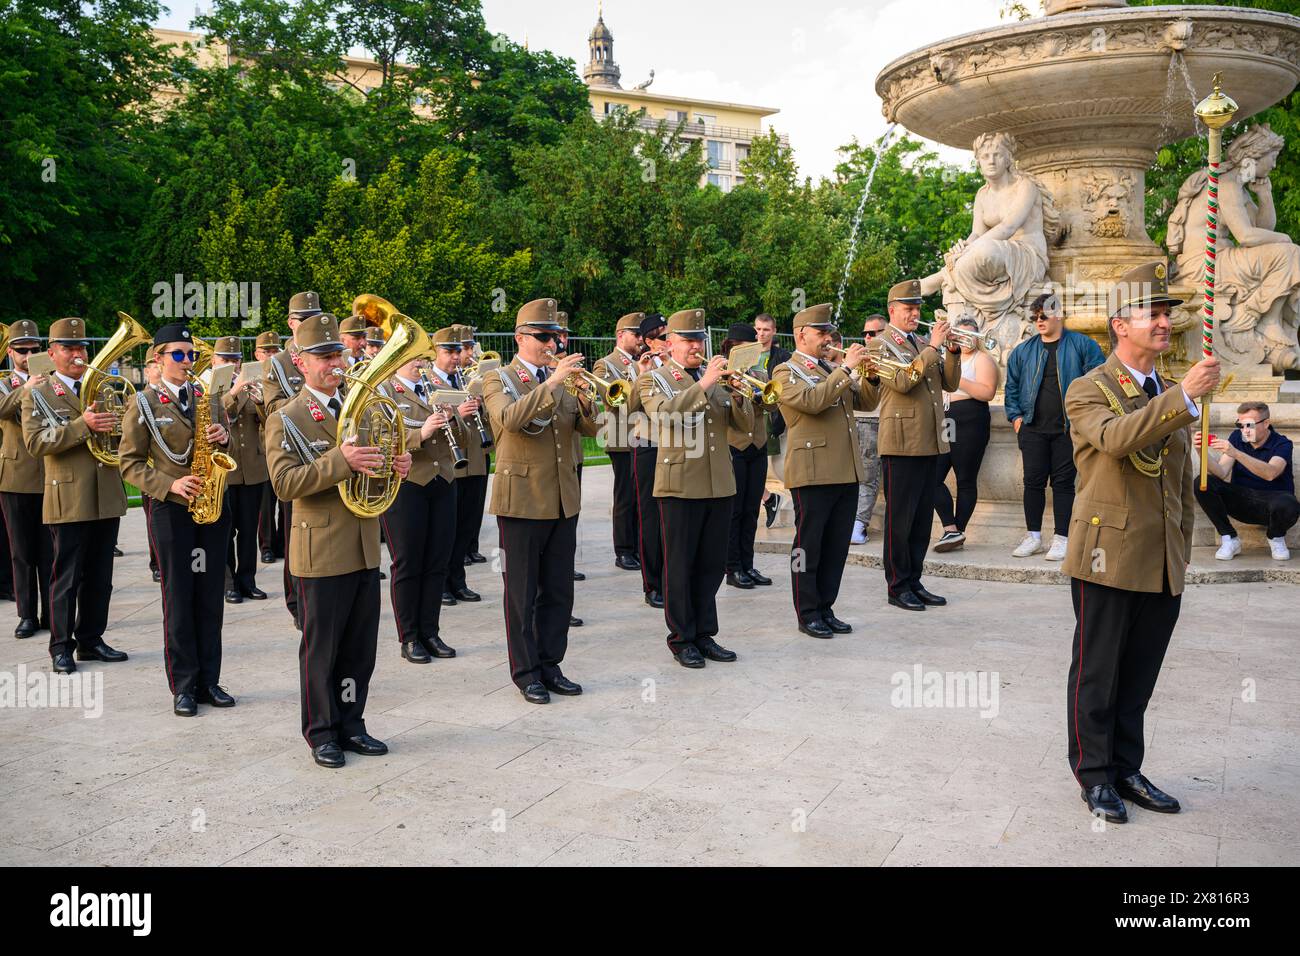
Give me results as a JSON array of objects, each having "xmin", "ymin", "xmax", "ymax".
[{"xmin": 1194, "ymin": 74, "xmax": 1238, "ymax": 491}]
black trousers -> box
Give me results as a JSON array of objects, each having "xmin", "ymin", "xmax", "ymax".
[
  {"xmin": 297, "ymin": 568, "xmax": 380, "ymax": 748},
  {"xmin": 48, "ymin": 517, "xmax": 119, "ymax": 658},
  {"xmin": 609, "ymin": 450, "xmax": 638, "ymax": 558},
  {"xmin": 381, "ymin": 476, "xmax": 456, "ymax": 645},
  {"xmin": 143, "ymin": 497, "xmax": 158, "ymax": 573},
  {"xmin": 1067, "ymin": 575, "xmax": 1181, "ymax": 789},
  {"xmin": 259, "ymin": 484, "xmax": 283, "ymax": 556},
  {"xmin": 881, "ymin": 454, "xmax": 937, "ymax": 597},
  {"xmin": 1194, "ymin": 474, "xmax": 1300, "ymax": 540},
  {"xmin": 447, "ymin": 476, "xmax": 484, "ymax": 591},
  {"xmin": 147, "ymin": 498, "xmax": 231, "ymax": 694},
  {"xmin": 727, "ymin": 444, "xmax": 766, "ymax": 572},
  {"xmin": 497, "ymin": 514, "xmax": 576, "ymax": 688},
  {"xmin": 225, "ymin": 482, "xmax": 265, "ymax": 594},
  {"xmin": 281, "ymin": 499, "xmax": 298, "ymax": 625},
  {"xmin": 935, "ymin": 400, "xmax": 990, "ymax": 533},
  {"xmin": 1019, "ymin": 426, "xmax": 1077, "ymax": 537},
  {"xmin": 659, "ymin": 495, "xmax": 729, "ymax": 652},
  {"xmin": 471, "ymin": 454, "xmax": 489, "ymax": 552},
  {"xmin": 633, "ymin": 445, "xmax": 663, "ymax": 595},
  {"xmin": 790, "ymin": 482, "xmax": 857, "ymax": 623},
  {"xmin": 1, "ymin": 491, "xmax": 51, "ymax": 623},
  {"xmin": 0, "ymin": 502, "xmax": 10, "ymax": 596}
]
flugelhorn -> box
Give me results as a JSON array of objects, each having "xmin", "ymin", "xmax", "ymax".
[
  {"xmin": 915, "ymin": 318, "xmax": 996, "ymax": 352},
  {"xmin": 724, "ymin": 363, "xmax": 781, "ymax": 405},
  {"xmin": 543, "ymin": 349, "xmax": 628, "ymax": 408},
  {"xmin": 827, "ymin": 345, "xmax": 925, "ymax": 385}
]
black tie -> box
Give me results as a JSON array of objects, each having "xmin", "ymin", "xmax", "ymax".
[
  {"xmin": 179, "ymin": 385, "xmax": 192, "ymax": 419},
  {"xmin": 908, "ymin": 333, "xmax": 920, "ymax": 352},
  {"xmin": 328, "ymin": 397, "xmax": 342, "ymax": 418},
  {"xmin": 73, "ymin": 380, "xmax": 81, "ymax": 398},
  {"xmin": 414, "ymin": 382, "xmax": 426, "ymax": 401},
  {"xmin": 688, "ymin": 367, "xmax": 702, "ymax": 382},
  {"xmin": 818, "ymin": 359, "xmax": 833, "ymax": 373},
  {"xmin": 452, "ymin": 371, "xmax": 464, "ymax": 390},
  {"xmin": 1142, "ymin": 376, "xmax": 1159, "ymax": 400},
  {"xmin": 536, "ymin": 366, "xmax": 549, "ymax": 383}
]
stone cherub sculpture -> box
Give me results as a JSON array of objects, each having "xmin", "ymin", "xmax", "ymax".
[
  {"xmin": 920, "ymin": 132, "xmax": 1059, "ymax": 354},
  {"xmin": 1168, "ymin": 123, "xmax": 1300, "ymax": 373}
]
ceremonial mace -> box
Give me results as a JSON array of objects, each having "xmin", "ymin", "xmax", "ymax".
[{"xmin": 1194, "ymin": 74, "xmax": 1238, "ymax": 492}]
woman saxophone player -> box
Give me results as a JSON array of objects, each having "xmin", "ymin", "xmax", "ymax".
[{"xmin": 119, "ymin": 324, "xmax": 235, "ymax": 717}]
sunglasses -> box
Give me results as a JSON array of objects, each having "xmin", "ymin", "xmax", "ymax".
[
  {"xmin": 167, "ymin": 350, "xmax": 198, "ymax": 363},
  {"xmin": 523, "ymin": 332, "xmax": 557, "ymax": 344},
  {"xmin": 862, "ymin": 329, "xmax": 883, "ymax": 338},
  {"xmin": 1235, "ymin": 419, "xmax": 1267, "ymax": 429},
  {"xmin": 11, "ymin": 346, "xmax": 42, "ymax": 355}
]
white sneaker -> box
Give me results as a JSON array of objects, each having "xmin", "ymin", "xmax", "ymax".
[
  {"xmin": 1269, "ymin": 537, "xmax": 1291, "ymax": 560},
  {"xmin": 851, "ymin": 520, "xmax": 868, "ymax": 545},
  {"xmin": 1012, "ymin": 533, "xmax": 1043, "ymax": 557},
  {"xmin": 1044, "ymin": 534, "xmax": 1068, "ymax": 561},
  {"xmin": 1215, "ymin": 536, "xmax": 1241, "ymax": 561}
]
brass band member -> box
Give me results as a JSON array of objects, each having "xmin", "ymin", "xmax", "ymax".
[
  {"xmin": 381, "ymin": 326, "xmax": 466, "ymax": 664},
  {"xmin": 639, "ymin": 308, "xmax": 754, "ymax": 668},
  {"xmin": 1064, "ymin": 262, "xmax": 1220, "ymax": 823},
  {"xmin": 593, "ymin": 312, "xmax": 646, "ymax": 573},
  {"xmin": 120, "ymin": 325, "xmax": 235, "ymax": 716},
  {"xmin": 365, "ymin": 327, "xmax": 386, "ymax": 359},
  {"xmin": 480, "ymin": 298, "xmax": 596, "ymax": 704},
  {"xmin": 774, "ymin": 305, "xmax": 878, "ymax": 637},
  {"xmin": 868, "ymin": 279, "xmax": 959, "ymax": 611},
  {"xmin": 253, "ymin": 331, "xmax": 283, "ymax": 564},
  {"xmin": 426, "ymin": 326, "xmax": 481, "ymax": 604},
  {"xmin": 553, "ymin": 312, "xmax": 587, "ymax": 597},
  {"xmin": 264, "ymin": 313, "xmax": 411, "ymax": 768},
  {"xmin": 0, "ymin": 320, "xmax": 53, "ymax": 637},
  {"xmin": 211, "ymin": 336, "xmax": 269, "ymax": 604},
  {"xmin": 22, "ymin": 318, "xmax": 129, "ymax": 673},
  {"xmin": 721, "ymin": 322, "xmax": 774, "ymax": 590},
  {"xmin": 457, "ymin": 327, "xmax": 490, "ymax": 566},
  {"xmin": 263, "ymin": 291, "xmax": 322, "ymax": 631},
  {"xmin": 339, "ymin": 314, "xmax": 368, "ymax": 366},
  {"xmin": 630, "ymin": 313, "xmax": 668, "ymax": 607}
]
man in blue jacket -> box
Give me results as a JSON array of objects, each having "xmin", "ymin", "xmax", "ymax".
[{"xmin": 1004, "ymin": 293, "xmax": 1105, "ymax": 560}]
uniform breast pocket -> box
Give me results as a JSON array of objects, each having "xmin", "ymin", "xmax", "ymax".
[
  {"xmin": 48, "ymin": 473, "xmax": 75, "ymax": 512},
  {"xmin": 1071, "ymin": 504, "xmax": 1127, "ymax": 575},
  {"xmin": 886, "ymin": 405, "xmax": 914, "ymax": 448},
  {"xmin": 793, "ymin": 435, "xmax": 826, "ymax": 480},
  {"xmin": 659, "ymin": 450, "xmax": 686, "ymax": 495},
  {"xmin": 296, "ymin": 511, "xmax": 331, "ymax": 574},
  {"xmin": 496, "ymin": 461, "xmax": 528, "ymax": 512}
]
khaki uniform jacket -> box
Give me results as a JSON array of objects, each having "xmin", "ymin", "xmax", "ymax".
[
  {"xmin": 0, "ymin": 374, "xmax": 44, "ymax": 494},
  {"xmin": 264, "ymin": 389, "xmax": 380, "ymax": 578},
  {"xmin": 1062, "ymin": 354, "xmax": 1197, "ymax": 596},
  {"xmin": 638, "ymin": 358, "xmax": 754, "ymax": 499},
  {"xmin": 593, "ymin": 349, "xmax": 640, "ymax": 453},
  {"xmin": 462, "ymin": 372, "xmax": 493, "ymax": 477},
  {"xmin": 220, "ymin": 383, "xmax": 270, "ymax": 485},
  {"xmin": 775, "ymin": 354, "xmax": 879, "ymax": 487},
  {"xmin": 120, "ymin": 383, "xmax": 210, "ymax": 507},
  {"xmin": 481, "ymin": 358, "xmax": 599, "ymax": 520},
  {"xmin": 869, "ymin": 327, "xmax": 961, "ymax": 456},
  {"xmin": 262, "ymin": 350, "xmax": 303, "ymax": 414},
  {"xmin": 380, "ymin": 376, "xmax": 461, "ymax": 486},
  {"xmin": 624, "ymin": 354, "xmax": 662, "ymax": 448},
  {"xmin": 20, "ymin": 376, "xmax": 128, "ymax": 524}
]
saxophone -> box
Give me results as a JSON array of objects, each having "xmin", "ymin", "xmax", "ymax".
[{"xmin": 187, "ymin": 375, "xmax": 238, "ymax": 524}]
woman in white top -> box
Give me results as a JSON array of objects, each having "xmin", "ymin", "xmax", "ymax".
[{"xmin": 934, "ymin": 317, "xmax": 999, "ymax": 552}]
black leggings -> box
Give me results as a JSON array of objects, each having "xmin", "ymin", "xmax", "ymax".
[
  {"xmin": 1019, "ymin": 426, "xmax": 1076, "ymax": 536},
  {"xmin": 934, "ymin": 400, "xmax": 990, "ymax": 532}
]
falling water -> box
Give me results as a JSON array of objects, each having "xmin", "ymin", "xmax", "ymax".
[
  {"xmin": 1158, "ymin": 51, "xmax": 1201, "ymax": 147},
  {"xmin": 834, "ymin": 122, "xmax": 898, "ymax": 324},
  {"xmin": 1174, "ymin": 52, "xmax": 1202, "ymax": 139}
]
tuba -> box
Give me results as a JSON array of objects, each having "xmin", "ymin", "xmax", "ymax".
[
  {"xmin": 334, "ymin": 303, "xmax": 437, "ymax": 517},
  {"xmin": 80, "ymin": 312, "xmax": 152, "ymax": 467},
  {"xmin": 186, "ymin": 374, "xmax": 237, "ymax": 525}
]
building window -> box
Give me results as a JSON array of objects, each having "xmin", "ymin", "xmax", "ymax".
[
  {"xmin": 707, "ymin": 173, "xmax": 730, "ymax": 191},
  {"xmin": 665, "ymin": 109, "xmax": 687, "ymax": 123},
  {"xmin": 735, "ymin": 144, "xmax": 749, "ymax": 164},
  {"xmin": 706, "ymin": 140, "xmax": 728, "ymax": 169},
  {"xmin": 695, "ymin": 113, "xmax": 716, "ymax": 128}
]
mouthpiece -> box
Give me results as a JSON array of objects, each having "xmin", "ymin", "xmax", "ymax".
[{"xmin": 73, "ymin": 358, "xmax": 87, "ymax": 367}]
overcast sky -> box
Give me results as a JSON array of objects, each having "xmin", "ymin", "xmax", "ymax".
[{"xmin": 155, "ymin": 0, "xmax": 1014, "ymax": 180}]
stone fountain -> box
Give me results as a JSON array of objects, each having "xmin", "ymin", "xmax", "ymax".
[{"xmin": 871, "ymin": 0, "xmax": 1300, "ymax": 549}]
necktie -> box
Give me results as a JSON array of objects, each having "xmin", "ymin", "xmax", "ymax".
[
  {"xmin": 452, "ymin": 371, "xmax": 464, "ymax": 390},
  {"xmin": 73, "ymin": 380, "xmax": 81, "ymax": 397},
  {"xmin": 536, "ymin": 366, "xmax": 549, "ymax": 384},
  {"xmin": 328, "ymin": 397, "xmax": 342, "ymax": 418},
  {"xmin": 414, "ymin": 382, "xmax": 426, "ymax": 401},
  {"xmin": 818, "ymin": 359, "xmax": 833, "ymax": 373},
  {"xmin": 179, "ymin": 385, "xmax": 191, "ymax": 419},
  {"xmin": 1142, "ymin": 375, "xmax": 1159, "ymax": 400},
  {"xmin": 908, "ymin": 333, "xmax": 920, "ymax": 352},
  {"xmin": 688, "ymin": 367, "xmax": 702, "ymax": 382}
]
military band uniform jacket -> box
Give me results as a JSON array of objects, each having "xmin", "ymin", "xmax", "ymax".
[
  {"xmin": 0, "ymin": 373, "xmax": 43, "ymax": 494},
  {"xmin": 774, "ymin": 355, "xmax": 879, "ymax": 487},
  {"xmin": 869, "ymin": 328, "xmax": 961, "ymax": 456}
]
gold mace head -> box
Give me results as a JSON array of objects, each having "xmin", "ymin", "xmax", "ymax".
[{"xmin": 1195, "ymin": 72, "xmax": 1239, "ymax": 130}]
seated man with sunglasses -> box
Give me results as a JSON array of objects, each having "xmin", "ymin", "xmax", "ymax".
[{"xmin": 1194, "ymin": 401, "xmax": 1298, "ymax": 561}]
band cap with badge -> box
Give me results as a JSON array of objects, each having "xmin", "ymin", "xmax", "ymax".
[
  {"xmin": 8, "ymin": 320, "xmax": 40, "ymax": 344},
  {"xmin": 515, "ymin": 298, "xmax": 565, "ymax": 331},
  {"xmin": 1109, "ymin": 260, "xmax": 1185, "ymax": 316},
  {"xmin": 792, "ymin": 303, "xmax": 837, "ymax": 331},
  {"xmin": 288, "ymin": 291, "xmax": 323, "ymax": 318},
  {"xmin": 49, "ymin": 317, "xmax": 91, "ymax": 347},
  {"xmin": 887, "ymin": 279, "xmax": 924, "ymax": 305},
  {"xmin": 617, "ymin": 312, "xmax": 646, "ymax": 333},
  {"xmin": 666, "ymin": 309, "xmax": 708, "ymax": 338},
  {"xmin": 255, "ymin": 331, "xmax": 282, "ymax": 351},
  {"xmin": 339, "ymin": 315, "xmax": 368, "ymax": 336},
  {"xmin": 215, "ymin": 336, "xmax": 241, "ymax": 358},
  {"xmin": 295, "ymin": 314, "xmax": 345, "ymax": 354}
]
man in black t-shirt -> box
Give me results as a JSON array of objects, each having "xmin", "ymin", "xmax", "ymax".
[{"xmin": 1194, "ymin": 401, "xmax": 1298, "ymax": 561}]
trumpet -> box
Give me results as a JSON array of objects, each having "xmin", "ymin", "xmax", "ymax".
[
  {"xmin": 827, "ymin": 345, "xmax": 925, "ymax": 385},
  {"xmin": 915, "ymin": 318, "xmax": 997, "ymax": 352},
  {"xmin": 460, "ymin": 349, "xmax": 500, "ymax": 381},
  {"xmin": 725, "ymin": 367, "xmax": 781, "ymax": 405},
  {"xmin": 543, "ymin": 350, "xmax": 628, "ymax": 408}
]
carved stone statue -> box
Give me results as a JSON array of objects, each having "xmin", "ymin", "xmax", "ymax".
[
  {"xmin": 1168, "ymin": 124, "xmax": 1300, "ymax": 373},
  {"xmin": 920, "ymin": 132, "xmax": 1058, "ymax": 349}
]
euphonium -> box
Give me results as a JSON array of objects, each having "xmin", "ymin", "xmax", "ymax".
[
  {"xmin": 543, "ymin": 349, "xmax": 628, "ymax": 408},
  {"xmin": 187, "ymin": 375, "xmax": 237, "ymax": 525},
  {"xmin": 80, "ymin": 312, "xmax": 152, "ymax": 467},
  {"xmin": 334, "ymin": 309, "xmax": 437, "ymax": 517}
]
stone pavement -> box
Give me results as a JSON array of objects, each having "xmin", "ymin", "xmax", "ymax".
[{"xmin": 1, "ymin": 466, "xmax": 1296, "ymax": 866}]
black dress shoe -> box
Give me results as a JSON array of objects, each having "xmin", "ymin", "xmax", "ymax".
[
  {"xmin": 379, "ymin": 570, "xmax": 387, "ymax": 580},
  {"xmin": 697, "ymin": 638, "xmax": 737, "ymax": 662},
  {"xmin": 342, "ymin": 733, "xmax": 388, "ymax": 756},
  {"xmin": 14, "ymin": 618, "xmax": 37, "ymax": 639},
  {"xmin": 615, "ymin": 554, "xmax": 641, "ymax": 571},
  {"xmin": 77, "ymin": 642, "xmax": 128, "ymax": 663},
  {"xmin": 442, "ymin": 591, "xmax": 457, "ymax": 606},
  {"xmin": 112, "ymin": 546, "xmax": 124, "ymax": 558},
  {"xmin": 422, "ymin": 636, "xmax": 456, "ymax": 659},
  {"xmin": 726, "ymin": 570, "xmax": 755, "ymax": 589},
  {"xmin": 888, "ymin": 591, "xmax": 926, "ymax": 611},
  {"xmin": 52, "ymin": 653, "xmax": 76, "ymax": 674},
  {"xmin": 745, "ymin": 568, "xmax": 773, "ymax": 586},
  {"xmin": 173, "ymin": 693, "xmax": 198, "ymax": 717},
  {"xmin": 197, "ymin": 685, "xmax": 236, "ymax": 707},
  {"xmin": 261, "ymin": 549, "xmax": 276, "ymax": 564},
  {"xmin": 913, "ymin": 585, "xmax": 947, "ymax": 607},
  {"xmin": 312, "ymin": 741, "xmax": 345, "ymax": 768},
  {"xmin": 543, "ymin": 674, "xmax": 583, "ymax": 695},
  {"xmin": 569, "ymin": 615, "xmax": 583, "ymax": 627},
  {"xmin": 451, "ymin": 586, "xmax": 481, "ymax": 602},
  {"xmin": 151, "ymin": 569, "xmax": 161, "ymax": 583},
  {"xmin": 645, "ymin": 590, "xmax": 664, "ymax": 609},
  {"xmin": 572, "ymin": 570, "xmax": 586, "ymax": 581},
  {"xmin": 674, "ymin": 644, "xmax": 707, "ymax": 668},
  {"xmin": 402, "ymin": 640, "xmax": 432, "ymax": 664},
  {"xmin": 225, "ymin": 589, "xmax": 242, "ymax": 604},
  {"xmin": 764, "ymin": 494, "xmax": 780, "ymax": 528},
  {"xmin": 1082, "ymin": 784, "xmax": 1128, "ymax": 823},
  {"xmin": 822, "ymin": 614, "xmax": 853, "ymax": 634},
  {"xmin": 468, "ymin": 551, "xmax": 487, "ymax": 564},
  {"xmin": 242, "ymin": 586, "xmax": 268, "ymax": 600},
  {"xmin": 463, "ymin": 554, "xmax": 473, "ymax": 566},
  {"xmin": 799, "ymin": 619, "xmax": 834, "ymax": 638},
  {"xmin": 1116, "ymin": 774, "xmax": 1181, "ymax": 813},
  {"xmin": 521, "ymin": 682, "xmax": 551, "ymax": 704}
]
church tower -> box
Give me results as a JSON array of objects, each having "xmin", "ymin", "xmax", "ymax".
[{"xmin": 583, "ymin": 3, "xmax": 621, "ymax": 89}]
